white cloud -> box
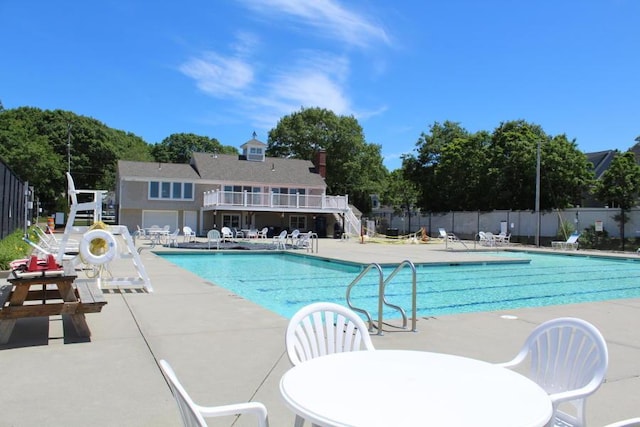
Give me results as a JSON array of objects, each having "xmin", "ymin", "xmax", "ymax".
[
  {"xmin": 237, "ymin": 0, "xmax": 389, "ymax": 48},
  {"xmin": 179, "ymin": 53, "xmax": 254, "ymax": 97}
]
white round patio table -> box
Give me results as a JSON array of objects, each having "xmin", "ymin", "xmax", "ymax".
[{"xmin": 280, "ymin": 350, "xmax": 552, "ymax": 427}]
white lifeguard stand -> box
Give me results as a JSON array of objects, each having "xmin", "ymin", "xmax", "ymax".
[{"xmin": 56, "ymin": 173, "xmax": 153, "ymax": 292}]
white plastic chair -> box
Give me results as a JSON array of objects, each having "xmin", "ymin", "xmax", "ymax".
[
  {"xmin": 206, "ymin": 229, "xmax": 220, "ymax": 250},
  {"xmin": 167, "ymin": 229, "xmax": 180, "ymax": 247},
  {"xmin": 256, "ymin": 227, "xmax": 268, "ymax": 239},
  {"xmin": 183, "ymin": 226, "xmax": 196, "ymax": 243},
  {"xmin": 286, "ymin": 302, "xmax": 375, "ymax": 367},
  {"xmin": 158, "ymin": 360, "xmax": 269, "ymax": 427},
  {"xmin": 286, "ymin": 302, "xmax": 375, "ymax": 427},
  {"xmin": 602, "ymin": 418, "xmax": 640, "ymax": 427},
  {"xmin": 497, "ymin": 317, "xmax": 608, "ymax": 427},
  {"xmin": 272, "ymin": 229, "xmax": 287, "ymax": 249},
  {"xmin": 221, "ymin": 227, "xmax": 234, "ymax": 242}
]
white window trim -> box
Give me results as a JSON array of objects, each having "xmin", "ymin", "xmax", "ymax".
[{"xmin": 149, "ymin": 181, "xmax": 194, "ymax": 201}]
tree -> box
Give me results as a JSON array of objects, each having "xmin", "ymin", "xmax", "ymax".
[
  {"xmin": 0, "ymin": 107, "xmax": 153, "ymax": 210},
  {"xmin": 150, "ymin": 133, "xmax": 238, "ymax": 163},
  {"xmin": 402, "ymin": 121, "xmax": 489, "ymax": 211},
  {"xmin": 380, "ymin": 169, "xmax": 419, "ymax": 230},
  {"xmin": 267, "ymin": 107, "xmax": 388, "ymax": 213},
  {"xmin": 595, "ymin": 151, "xmax": 640, "ymax": 249}
]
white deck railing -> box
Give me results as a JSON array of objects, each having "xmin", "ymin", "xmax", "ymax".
[{"xmin": 203, "ymin": 190, "xmax": 349, "ymax": 211}]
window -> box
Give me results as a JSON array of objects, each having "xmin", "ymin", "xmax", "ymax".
[
  {"xmin": 290, "ymin": 215, "xmax": 307, "ymax": 230},
  {"xmin": 150, "ymin": 182, "xmax": 159, "ymax": 198},
  {"xmin": 223, "ymin": 214, "xmax": 241, "ymax": 228},
  {"xmin": 149, "ymin": 181, "xmax": 194, "ymax": 200},
  {"xmin": 249, "ymin": 147, "xmax": 263, "ymax": 155}
]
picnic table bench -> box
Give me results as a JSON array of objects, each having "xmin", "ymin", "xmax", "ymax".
[{"xmin": 0, "ymin": 274, "xmax": 107, "ymax": 344}]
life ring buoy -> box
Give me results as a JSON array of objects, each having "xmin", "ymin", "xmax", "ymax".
[{"xmin": 80, "ymin": 229, "xmax": 117, "ymax": 265}]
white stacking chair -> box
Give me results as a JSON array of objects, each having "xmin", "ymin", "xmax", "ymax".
[
  {"xmin": 497, "ymin": 317, "xmax": 608, "ymax": 427},
  {"xmin": 256, "ymin": 227, "xmax": 269, "ymax": 239},
  {"xmin": 221, "ymin": 227, "xmax": 234, "ymax": 242},
  {"xmin": 286, "ymin": 302, "xmax": 374, "ymax": 427},
  {"xmin": 272, "ymin": 229, "xmax": 287, "ymax": 249},
  {"xmin": 182, "ymin": 226, "xmax": 196, "ymax": 243},
  {"xmin": 286, "ymin": 302, "xmax": 375, "ymax": 366},
  {"xmin": 206, "ymin": 229, "xmax": 220, "ymax": 250},
  {"xmin": 159, "ymin": 360, "xmax": 269, "ymax": 427}
]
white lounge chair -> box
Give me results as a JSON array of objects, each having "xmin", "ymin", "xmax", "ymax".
[
  {"xmin": 158, "ymin": 360, "xmax": 269, "ymax": 427},
  {"xmin": 497, "ymin": 317, "xmax": 608, "ymax": 427},
  {"xmin": 552, "ymin": 233, "xmax": 580, "ymax": 250},
  {"xmin": 206, "ymin": 229, "xmax": 221, "ymax": 250}
]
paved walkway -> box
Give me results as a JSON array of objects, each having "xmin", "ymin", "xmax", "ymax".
[{"xmin": 1, "ymin": 237, "xmax": 639, "ymax": 426}]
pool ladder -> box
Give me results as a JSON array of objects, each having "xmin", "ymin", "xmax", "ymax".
[{"xmin": 346, "ymin": 260, "xmax": 417, "ymax": 335}]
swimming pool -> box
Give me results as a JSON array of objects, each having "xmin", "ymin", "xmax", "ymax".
[{"xmin": 158, "ymin": 252, "xmax": 640, "ymax": 319}]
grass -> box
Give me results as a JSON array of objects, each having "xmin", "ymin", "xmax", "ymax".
[{"xmin": 0, "ymin": 228, "xmax": 37, "ymax": 270}]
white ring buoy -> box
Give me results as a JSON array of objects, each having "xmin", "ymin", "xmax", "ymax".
[{"xmin": 80, "ymin": 229, "xmax": 117, "ymax": 265}]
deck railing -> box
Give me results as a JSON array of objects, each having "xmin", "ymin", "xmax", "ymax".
[{"xmin": 203, "ymin": 190, "xmax": 349, "ymax": 211}]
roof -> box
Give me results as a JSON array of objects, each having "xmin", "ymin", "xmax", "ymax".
[
  {"xmin": 117, "ymin": 154, "xmax": 326, "ymax": 188},
  {"xmin": 191, "ymin": 152, "xmax": 326, "ymax": 187},
  {"xmin": 117, "ymin": 160, "xmax": 200, "ymax": 180},
  {"xmin": 585, "ymin": 150, "xmax": 617, "ymax": 179}
]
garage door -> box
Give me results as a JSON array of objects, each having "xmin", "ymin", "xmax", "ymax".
[{"xmin": 142, "ymin": 210, "xmax": 178, "ymax": 231}]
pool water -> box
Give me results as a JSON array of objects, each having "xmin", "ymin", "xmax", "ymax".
[{"xmin": 158, "ymin": 252, "xmax": 640, "ymax": 319}]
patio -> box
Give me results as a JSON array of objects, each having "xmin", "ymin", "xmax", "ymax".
[{"xmin": 0, "ymin": 238, "xmax": 639, "ymax": 426}]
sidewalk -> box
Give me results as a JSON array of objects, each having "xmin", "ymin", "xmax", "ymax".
[{"xmin": 1, "ymin": 238, "xmax": 638, "ymax": 426}]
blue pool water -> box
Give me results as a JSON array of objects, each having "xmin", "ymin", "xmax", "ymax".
[{"xmin": 158, "ymin": 252, "xmax": 640, "ymax": 319}]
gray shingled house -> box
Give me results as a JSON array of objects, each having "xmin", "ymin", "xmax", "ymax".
[{"xmin": 116, "ymin": 137, "xmax": 360, "ymax": 237}]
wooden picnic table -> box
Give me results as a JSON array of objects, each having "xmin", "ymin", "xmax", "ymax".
[{"xmin": 0, "ymin": 274, "xmax": 107, "ymax": 344}]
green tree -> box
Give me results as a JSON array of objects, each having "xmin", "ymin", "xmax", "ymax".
[
  {"xmin": 0, "ymin": 107, "xmax": 153, "ymax": 210},
  {"xmin": 151, "ymin": 133, "xmax": 237, "ymax": 163},
  {"xmin": 595, "ymin": 151, "xmax": 640, "ymax": 250},
  {"xmin": 267, "ymin": 107, "xmax": 387, "ymax": 213},
  {"xmin": 403, "ymin": 121, "xmax": 488, "ymax": 211},
  {"xmin": 380, "ymin": 169, "xmax": 419, "ymax": 230}
]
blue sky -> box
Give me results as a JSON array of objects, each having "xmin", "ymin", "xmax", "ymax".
[{"xmin": 2, "ymin": 1, "xmax": 639, "ymax": 171}]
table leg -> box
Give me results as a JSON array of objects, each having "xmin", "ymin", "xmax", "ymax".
[{"xmin": 57, "ymin": 280, "xmax": 91, "ymax": 337}]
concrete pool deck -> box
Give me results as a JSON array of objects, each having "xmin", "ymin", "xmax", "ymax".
[{"xmin": 1, "ymin": 237, "xmax": 639, "ymax": 426}]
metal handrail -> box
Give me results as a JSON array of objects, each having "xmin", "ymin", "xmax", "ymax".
[
  {"xmin": 382, "ymin": 260, "xmax": 417, "ymax": 332},
  {"xmin": 346, "ymin": 260, "xmax": 418, "ymax": 335},
  {"xmin": 346, "ymin": 263, "xmax": 383, "ymax": 334}
]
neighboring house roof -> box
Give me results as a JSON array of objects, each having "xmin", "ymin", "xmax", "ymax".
[
  {"xmin": 585, "ymin": 150, "xmax": 617, "ymax": 179},
  {"xmin": 190, "ymin": 152, "xmax": 326, "ymax": 187},
  {"xmin": 117, "ymin": 160, "xmax": 200, "ymax": 180}
]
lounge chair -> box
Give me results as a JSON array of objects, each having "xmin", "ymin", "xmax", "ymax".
[
  {"xmin": 158, "ymin": 360, "xmax": 269, "ymax": 427},
  {"xmin": 552, "ymin": 233, "xmax": 580, "ymax": 250},
  {"xmin": 206, "ymin": 229, "xmax": 221, "ymax": 250},
  {"xmin": 497, "ymin": 317, "xmax": 608, "ymax": 427}
]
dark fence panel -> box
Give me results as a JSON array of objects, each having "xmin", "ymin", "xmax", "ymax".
[{"xmin": 0, "ymin": 158, "xmax": 27, "ymax": 240}]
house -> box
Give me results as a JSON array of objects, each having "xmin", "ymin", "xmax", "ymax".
[{"xmin": 116, "ymin": 136, "xmax": 360, "ymax": 237}]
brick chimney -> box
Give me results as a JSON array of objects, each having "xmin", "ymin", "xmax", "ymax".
[{"xmin": 314, "ymin": 150, "xmax": 327, "ymax": 178}]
